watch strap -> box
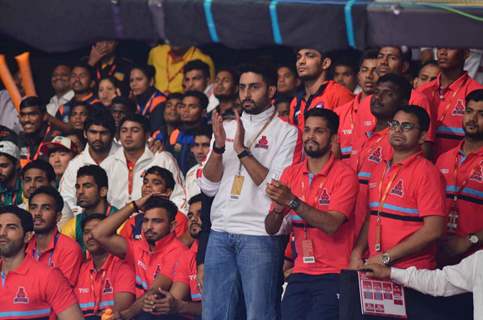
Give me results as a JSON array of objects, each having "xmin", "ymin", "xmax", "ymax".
[
  {"xmin": 237, "ymin": 149, "xmax": 251, "ymax": 159},
  {"xmin": 213, "ymin": 145, "xmax": 225, "ymax": 154}
]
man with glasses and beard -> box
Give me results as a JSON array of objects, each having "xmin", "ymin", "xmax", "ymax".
[{"xmin": 265, "ymin": 108, "xmax": 358, "ymax": 320}]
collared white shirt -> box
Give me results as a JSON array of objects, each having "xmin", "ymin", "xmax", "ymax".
[
  {"xmin": 102, "ymin": 146, "xmax": 187, "ymax": 213},
  {"xmin": 186, "ymin": 163, "xmax": 203, "ymax": 201},
  {"xmin": 46, "ymin": 90, "xmax": 75, "ymax": 116},
  {"xmin": 391, "ymin": 250, "xmax": 483, "ymax": 320},
  {"xmin": 199, "ymin": 106, "xmax": 298, "ymax": 236},
  {"xmin": 59, "ymin": 143, "xmax": 119, "ymax": 219}
]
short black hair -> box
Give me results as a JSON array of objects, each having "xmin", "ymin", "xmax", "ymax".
[
  {"xmin": 331, "ymin": 49, "xmax": 361, "ymax": 74},
  {"xmin": 277, "ymin": 63, "xmax": 298, "ymax": 79},
  {"xmin": 70, "ymin": 101, "xmax": 89, "ymax": 113},
  {"xmin": 183, "ymin": 60, "xmax": 210, "ymax": 79},
  {"xmin": 20, "ymin": 96, "xmax": 46, "ymax": 114},
  {"xmin": 29, "ymin": 186, "xmax": 64, "ymax": 212},
  {"xmin": 377, "ymin": 73, "xmax": 412, "ymax": 102},
  {"xmin": 144, "ymin": 166, "xmax": 175, "ymax": 191},
  {"xmin": 183, "ymin": 91, "xmax": 209, "ymax": 110},
  {"xmin": 304, "ymin": 108, "xmax": 340, "ymax": 135},
  {"xmin": 188, "ymin": 193, "xmax": 202, "ymax": 205},
  {"xmin": 395, "ymin": 105, "xmax": 430, "ymax": 132},
  {"xmin": 81, "ymin": 213, "xmax": 106, "ymax": 231},
  {"xmin": 378, "ymin": 46, "xmax": 412, "ymax": 64},
  {"xmin": 72, "ymin": 62, "xmax": 95, "ymax": 81},
  {"xmin": 274, "ymin": 92, "xmax": 294, "ymax": 105},
  {"xmin": 360, "ymin": 49, "xmax": 379, "ymax": 66},
  {"xmin": 131, "ymin": 64, "xmax": 156, "ymax": 81},
  {"xmin": 0, "ymin": 205, "xmax": 33, "ymax": 233},
  {"xmin": 21, "ymin": 159, "xmax": 56, "ymax": 183},
  {"xmin": 466, "ymin": 89, "xmax": 483, "ymax": 104},
  {"xmin": 193, "ymin": 126, "xmax": 213, "ymax": 140},
  {"xmin": 238, "ymin": 64, "xmax": 277, "ymax": 87},
  {"xmin": 167, "ymin": 92, "xmax": 184, "ymax": 101},
  {"xmin": 119, "ymin": 113, "xmax": 151, "ymax": 134},
  {"xmin": 84, "ymin": 107, "xmax": 116, "ymax": 136},
  {"xmin": 216, "ymin": 67, "xmax": 240, "ymax": 84},
  {"xmin": 111, "ymin": 96, "xmax": 137, "ymax": 115},
  {"xmin": 77, "ymin": 165, "xmax": 108, "ymax": 189},
  {"xmin": 143, "ymin": 196, "xmax": 178, "ymax": 222}
]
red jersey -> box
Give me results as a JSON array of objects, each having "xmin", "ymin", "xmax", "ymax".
[
  {"xmin": 26, "ymin": 229, "xmax": 83, "ymax": 287},
  {"xmin": 335, "ymin": 93, "xmax": 370, "ymax": 160},
  {"xmin": 125, "ymin": 233, "xmax": 189, "ymax": 297},
  {"xmin": 174, "ymin": 240, "xmax": 201, "ymax": 302},
  {"xmin": 367, "ymin": 152, "xmax": 447, "ymax": 269},
  {"xmin": 276, "ymin": 153, "xmax": 358, "ymax": 275},
  {"xmin": 75, "ymin": 255, "xmax": 135, "ymax": 317},
  {"xmin": 418, "ymin": 72, "xmax": 483, "ymax": 157},
  {"xmin": 435, "ymin": 141, "xmax": 483, "ymax": 252},
  {"xmin": 0, "ymin": 255, "xmax": 78, "ymax": 320},
  {"xmin": 289, "ymin": 81, "xmax": 354, "ymax": 132},
  {"xmin": 120, "ymin": 210, "xmax": 188, "ymax": 240}
]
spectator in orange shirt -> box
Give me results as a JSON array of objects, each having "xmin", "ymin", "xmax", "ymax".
[
  {"xmin": 331, "ymin": 49, "xmax": 360, "ymax": 93},
  {"xmin": 289, "ymin": 48, "xmax": 354, "ymax": 131}
]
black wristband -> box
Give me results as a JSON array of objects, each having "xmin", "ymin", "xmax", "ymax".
[
  {"xmin": 212, "ymin": 145, "xmax": 225, "ymax": 154},
  {"xmin": 237, "ymin": 149, "xmax": 251, "ymax": 159},
  {"xmin": 131, "ymin": 200, "xmax": 140, "ymax": 213}
]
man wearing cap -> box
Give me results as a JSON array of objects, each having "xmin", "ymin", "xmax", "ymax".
[
  {"xmin": 42, "ymin": 136, "xmax": 79, "ymax": 184},
  {"xmin": 0, "ymin": 140, "xmax": 23, "ymax": 206}
]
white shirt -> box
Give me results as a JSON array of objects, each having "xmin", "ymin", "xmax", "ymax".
[
  {"xmin": 59, "ymin": 143, "xmax": 119, "ymax": 217},
  {"xmin": 205, "ymin": 84, "xmax": 220, "ymax": 113},
  {"xmin": 199, "ymin": 106, "xmax": 298, "ymax": 236},
  {"xmin": 391, "ymin": 250, "xmax": 483, "ymax": 320},
  {"xmin": 186, "ymin": 163, "xmax": 202, "ymax": 201},
  {"xmin": 0, "ymin": 90, "xmax": 22, "ymax": 133},
  {"xmin": 46, "ymin": 90, "xmax": 74, "ymax": 116},
  {"xmin": 102, "ymin": 146, "xmax": 187, "ymax": 213}
]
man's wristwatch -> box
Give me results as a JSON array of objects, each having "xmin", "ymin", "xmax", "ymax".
[
  {"xmin": 213, "ymin": 145, "xmax": 225, "ymax": 154},
  {"xmin": 468, "ymin": 233, "xmax": 480, "ymax": 246},
  {"xmin": 237, "ymin": 149, "xmax": 251, "ymax": 159},
  {"xmin": 288, "ymin": 197, "xmax": 301, "ymax": 211},
  {"xmin": 381, "ymin": 253, "xmax": 391, "ymax": 266}
]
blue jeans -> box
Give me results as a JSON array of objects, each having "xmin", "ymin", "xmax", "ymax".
[
  {"xmin": 202, "ymin": 231, "xmax": 284, "ymax": 320},
  {"xmin": 282, "ymin": 273, "xmax": 340, "ymax": 320}
]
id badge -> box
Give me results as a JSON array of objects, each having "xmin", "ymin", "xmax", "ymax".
[
  {"xmin": 230, "ymin": 175, "xmax": 245, "ymax": 199},
  {"xmin": 302, "ymin": 239, "xmax": 315, "ymax": 264}
]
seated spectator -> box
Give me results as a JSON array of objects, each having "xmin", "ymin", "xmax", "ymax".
[
  {"xmin": 46, "ymin": 64, "xmax": 74, "ymax": 116},
  {"xmin": 65, "ymin": 129, "xmax": 86, "ymax": 154},
  {"xmin": 91, "ymin": 195, "xmax": 191, "ymax": 319},
  {"xmin": 171, "ymin": 91, "xmax": 209, "ymax": 174},
  {"xmin": 98, "ymin": 77, "xmax": 121, "ymax": 106},
  {"xmin": 0, "ymin": 140, "xmax": 22, "ymax": 206},
  {"xmin": 331, "ymin": 49, "xmax": 361, "ymax": 93},
  {"xmin": 20, "ymin": 159, "xmax": 56, "ymax": 209},
  {"xmin": 130, "ymin": 64, "xmax": 167, "ymax": 132},
  {"xmin": 185, "ymin": 128, "xmax": 212, "ymax": 200},
  {"xmin": 61, "ymin": 165, "xmax": 119, "ymax": 250},
  {"xmin": 148, "ymin": 44, "xmax": 215, "ymax": 94},
  {"xmin": 68, "ymin": 102, "xmax": 89, "ymax": 131},
  {"xmin": 87, "ymin": 40, "xmax": 133, "ymax": 92},
  {"xmin": 75, "ymin": 214, "xmax": 136, "ymax": 317},
  {"xmin": 110, "ymin": 96, "xmax": 136, "ymax": 143},
  {"xmin": 18, "ymin": 96, "xmax": 54, "ymax": 167},
  {"xmin": 211, "ymin": 67, "xmax": 239, "ymax": 114},
  {"xmin": 102, "ymin": 114, "xmax": 186, "ymax": 212},
  {"xmin": 413, "ymin": 60, "xmax": 440, "ymax": 89},
  {"xmin": 152, "ymin": 92, "xmax": 182, "ymax": 146},
  {"xmin": 145, "ymin": 194, "xmax": 203, "ymax": 318},
  {"xmin": 119, "ymin": 166, "xmax": 188, "ymax": 240},
  {"xmin": 57, "ymin": 63, "xmax": 100, "ymax": 123},
  {"xmin": 274, "ymin": 93, "xmax": 292, "ymax": 120},
  {"xmin": 26, "ymin": 186, "xmax": 83, "ymax": 287},
  {"xmin": 0, "ymin": 206, "xmax": 83, "ymax": 319},
  {"xmin": 277, "ymin": 63, "xmax": 300, "ymax": 98},
  {"xmin": 183, "ymin": 60, "xmax": 219, "ymax": 111},
  {"xmin": 41, "ymin": 136, "xmax": 79, "ymax": 183}
]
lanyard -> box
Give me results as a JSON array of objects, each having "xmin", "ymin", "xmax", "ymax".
[
  {"xmin": 451, "ymin": 152, "xmax": 479, "ymax": 202},
  {"xmin": 138, "ymin": 92, "xmax": 157, "ymax": 116},
  {"xmin": 355, "ymin": 133, "xmax": 386, "ymax": 172},
  {"xmin": 237, "ymin": 111, "xmax": 276, "ymax": 174},
  {"xmin": 33, "ymin": 232, "xmax": 60, "ymax": 267},
  {"xmin": 89, "ymin": 255, "xmax": 113, "ymax": 315},
  {"xmin": 434, "ymin": 76, "xmax": 468, "ymax": 123},
  {"xmin": 97, "ymin": 63, "xmax": 117, "ymax": 80},
  {"xmin": 300, "ymin": 174, "xmax": 327, "ymax": 239}
]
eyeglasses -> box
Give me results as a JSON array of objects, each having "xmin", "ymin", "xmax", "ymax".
[{"xmin": 387, "ymin": 120, "xmax": 420, "ymax": 132}]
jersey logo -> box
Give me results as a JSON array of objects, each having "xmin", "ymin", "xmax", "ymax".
[
  {"xmin": 451, "ymin": 99, "xmax": 465, "ymax": 116},
  {"xmin": 314, "ymin": 103, "xmax": 325, "ymax": 109},
  {"xmin": 255, "ymin": 136, "xmax": 269, "ymax": 149},
  {"xmin": 153, "ymin": 265, "xmax": 161, "ymax": 279},
  {"xmin": 13, "ymin": 287, "xmax": 29, "ymax": 304},
  {"xmin": 368, "ymin": 147, "xmax": 382, "ymax": 164},
  {"xmin": 103, "ymin": 279, "xmax": 113, "ymax": 294},
  {"xmin": 319, "ymin": 189, "xmax": 330, "ymax": 205},
  {"xmin": 440, "ymin": 168, "xmax": 449, "ymax": 174},
  {"xmin": 469, "ymin": 166, "xmax": 482, "ymax": 183},
  {"xmin": 390, "ymin": 180, "xmax": 404, "ymax": 197}
]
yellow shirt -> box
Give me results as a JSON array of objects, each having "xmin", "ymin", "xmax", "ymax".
[{"xmin": 147, "ymin": 45, "xmax": 215, "ymax": 94}]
